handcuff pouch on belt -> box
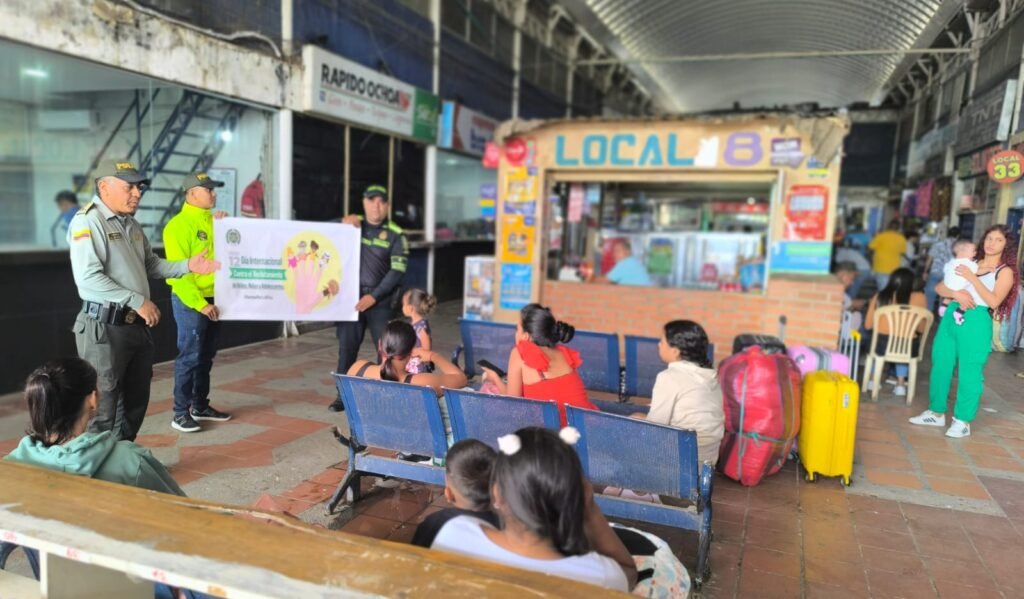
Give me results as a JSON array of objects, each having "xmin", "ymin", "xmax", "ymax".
[{"xmin": 83, "ymin": 301, "xmax": 141, "ymax": 325}]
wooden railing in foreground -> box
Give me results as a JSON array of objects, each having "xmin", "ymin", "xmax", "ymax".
[{"xmin": 0, "ymin": 462, "xmax": 623, "ymax": 598}]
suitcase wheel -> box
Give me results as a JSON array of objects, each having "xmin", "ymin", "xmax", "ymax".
[
  {"xmin": 841, "ymin": 476, "xmax": 851, "ymax": 487},
  {"xmin": 805, "ymin": 472, "xmax": 816, "ymax": 483}
]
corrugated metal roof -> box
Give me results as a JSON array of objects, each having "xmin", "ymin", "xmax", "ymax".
[{"xmin": 561, "ymin": 0, "xmax": 960, "ymax": 112}]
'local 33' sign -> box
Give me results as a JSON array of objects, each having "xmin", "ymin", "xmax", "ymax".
[
  {"xmin": 303, "ymin": 46, "xmax": 439, "ymax": 143},
  {"xmin": 987, "ymin": 150, "xmax": 1024, "ymax": 184}
]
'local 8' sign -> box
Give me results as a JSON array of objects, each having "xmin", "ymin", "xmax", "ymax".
[{"xmin": 987, "ymin": 150, "xmax": 1024, "ymax": 184}]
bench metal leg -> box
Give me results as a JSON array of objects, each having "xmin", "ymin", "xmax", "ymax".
[
  {"xmin": 326, "ymin": 445, "xmax": 361, "ymax": 515},
  {"xmin": 695, "ymin": 462, "xmax": 714, "ymax": 588}
]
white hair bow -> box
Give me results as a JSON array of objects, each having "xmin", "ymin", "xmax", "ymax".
[{"xmin": 497, "ymin": 433, "xmax": 521, "ymax": 456}]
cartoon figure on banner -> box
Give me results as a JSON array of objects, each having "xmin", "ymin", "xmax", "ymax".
[{"xmin": 283, "ymin": 232, "xmax": 342, "ymax": 314}]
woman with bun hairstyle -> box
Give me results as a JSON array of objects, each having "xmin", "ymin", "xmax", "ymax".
[{"xmin": 482, "ymin": 304, "xmax": 597, "ymax": 425}]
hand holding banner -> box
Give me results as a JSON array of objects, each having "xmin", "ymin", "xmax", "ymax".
[{"xmin": 213, "ymin": 218, "xmax": 361, "ymax": 321}]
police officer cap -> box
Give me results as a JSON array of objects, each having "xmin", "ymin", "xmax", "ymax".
[
  {"xmin": 363, "ymin": 185, "xmax": 388, "ymax": 200},
  {"xmin": 95, "ymin": 159, "xmax": 151, "ymax": 186},
  {"xmin": 182, "ymin": 171, "xmax": 226, "ymax": 191}
]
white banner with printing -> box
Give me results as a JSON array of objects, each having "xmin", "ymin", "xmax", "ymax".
[{"xmin": 213, "ymin": 218, "xmax": 360, "ymax": 321}]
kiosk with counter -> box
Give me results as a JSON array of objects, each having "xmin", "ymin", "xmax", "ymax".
[{"xmin": 488, "ymin": 113, "xmax": 851, "ymax": 362}]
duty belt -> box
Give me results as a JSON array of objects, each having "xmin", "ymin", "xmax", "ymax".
[{"xmin": 82, "ymin": 301, "xmax": 144, "ymax": 325}]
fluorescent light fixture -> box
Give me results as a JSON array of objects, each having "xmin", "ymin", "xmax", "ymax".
[
  {"xmin": 22, "ymin": 68, "xmax": 48, "ymax": 79},
  {"xmin": 219, "ymin": 130, "xmax": 233, "ymax": 142}
]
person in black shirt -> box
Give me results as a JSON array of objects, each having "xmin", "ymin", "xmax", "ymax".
[
  {"xmin": 330, "ymin": 185, "xmax": 409, "ymax": 412},
  {"xmin": 412, "ymin": 439, "xmax": 500, "ymax": 547}
]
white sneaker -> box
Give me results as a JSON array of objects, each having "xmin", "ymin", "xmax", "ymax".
[
  {"xmin": 893, "ymin": 385, "xmax": 907, "ymax": 397},
  {"xmin": 885, "ymin": 377, "xmax": 898, "ymax": 385},
  {"xmin": 909, "ymin": 410, "xmax": 946, "ymax": 427},
  {"xmin": 945, "ymin": 418, "xmax": 971, "ymax": 438}
]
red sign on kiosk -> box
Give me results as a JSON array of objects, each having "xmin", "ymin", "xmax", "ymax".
[
  {"xmin": 784, "ymin": 185, "xmax": 829, "ymax": 241},
  {"xmin": 987, "ymin": 150, "xmax": 1024, "ymax": 184}
]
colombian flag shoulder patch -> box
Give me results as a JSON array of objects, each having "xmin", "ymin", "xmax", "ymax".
[{"xmin": 72, "ymin": 229, "xmax": 91, "ymax": 242}]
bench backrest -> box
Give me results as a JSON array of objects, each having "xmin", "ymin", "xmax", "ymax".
[
  {"xmin": 459, "ymin": 319, "xmax": 517, "ymax": 376},
  {"xmin": 565, "ymin": 329, "xmax": 620, "ymax": 393},
  {"xmin": 444, "ymin": 389, "xmax": 561, "ymax": 450},
  {"xmin": 624, "ymin": 335, "xmax": 717, "ymax": 398},
  {"xmin": 335, "ymin": 375, "xmax": 448, "ymax": 458},
  {"xmin": 566, "ymin": 406, "xmax": 700, "ymax": 502}
]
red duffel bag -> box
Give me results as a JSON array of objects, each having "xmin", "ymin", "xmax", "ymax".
[{"xmin": 718, "ymin": 345, "xmax": 802, "ymax": 486}]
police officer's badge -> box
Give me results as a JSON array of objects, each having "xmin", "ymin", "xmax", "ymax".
[
  {"xmin": 378, "ymin": 231, "xmax": 387, "ymax": 240},
  {"xmin": 197, "ymin": 231, "xmax": 208, "ymax": 241}
]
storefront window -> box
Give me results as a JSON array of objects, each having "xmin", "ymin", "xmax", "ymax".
[
  {"xmin": 548, "ymin": 180, "xmax": 770, "ymax": 293},
  {"xmin": 392, "ymin": 139, "xmax": 426, "ymax": 234},
  {"xmin": 435, "ymin": 151, "xmax": 496, "ymax": 241},
  {"xmin": 293, "ymin": 114, "xmax": 346, "ymax": 222},
  {"xmin": 348, "ymin": 127, "xmax": 391, "ymax": 218},
  {"xmin": 0, "ymin": 40, "xmax": 273, "ymax": 251}
]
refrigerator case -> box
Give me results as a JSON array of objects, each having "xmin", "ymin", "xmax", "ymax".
[{"xmin": 678, "ymin": 233, "xmax": 762, "ymax": 288}]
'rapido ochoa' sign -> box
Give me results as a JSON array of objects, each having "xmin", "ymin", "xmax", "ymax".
[{"xmin": 303, "ymin": 46, "xmax": 438, "ymax": 143}]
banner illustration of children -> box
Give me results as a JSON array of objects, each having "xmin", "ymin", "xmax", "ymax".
[{"xmin": 284, "ymin": 233, "xmax": 342, "ymax": 314}]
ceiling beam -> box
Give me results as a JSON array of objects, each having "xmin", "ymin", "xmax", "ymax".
[{"xmin": 577, "ymin": 47, "xmax": 972, "ymax": 66}]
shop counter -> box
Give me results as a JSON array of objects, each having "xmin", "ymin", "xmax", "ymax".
[{"xmin": 541, "ymin": 274, "xmax": 844, "ymax": 365}]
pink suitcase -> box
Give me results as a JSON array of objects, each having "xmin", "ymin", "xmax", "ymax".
[{"xmin": 787, "ymin": 345, "xmax": 851, "ymax": 378}]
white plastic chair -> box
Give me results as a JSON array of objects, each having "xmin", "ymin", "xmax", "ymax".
[{"xmin": 862, "ymin": 305, "xmax": 934, "ymax": 405}]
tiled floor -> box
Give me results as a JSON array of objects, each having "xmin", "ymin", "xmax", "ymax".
[{"xmin": 1, "ymin": 300, "xmax": 1023, "ymax": 597}]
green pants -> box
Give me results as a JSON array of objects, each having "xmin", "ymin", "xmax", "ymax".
[{"xmin": 928, "ymin": 302, "xmax": 992, "ymax": 422}]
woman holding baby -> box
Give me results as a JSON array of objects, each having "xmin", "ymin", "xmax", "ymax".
[{"xmin": 909, "ymin": 225, "xmax": 1019, "ymax": 438}]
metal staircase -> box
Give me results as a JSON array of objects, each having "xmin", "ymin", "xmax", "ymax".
[{"xmin": 78, "ymin": 88, "xmax": 245, "ymax": 239}]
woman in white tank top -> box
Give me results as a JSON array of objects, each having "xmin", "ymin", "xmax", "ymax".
[{"xmin": 909, "ymin": 225, "xmax": 1019, "ymax": 438}]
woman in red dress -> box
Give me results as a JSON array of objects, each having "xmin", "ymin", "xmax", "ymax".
[{"xmin": 481, "ymin": 304, "xmax": 597, "ymax": 425}]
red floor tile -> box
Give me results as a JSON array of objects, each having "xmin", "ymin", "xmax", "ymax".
[
  {"xmin": 866, "ymin": 569, "xmax": 938, "ymax": 599},
  {"xmin": 737, "ymin": 568, "xmax": 801, "ymax": 599},
  {"xmin": 340, "ymin": 514, "xmax": 401, "ymax": 539},
  {"xmin": 861, "ymin": 546, "xmax": 925, "ymax": 576},
  {"xmin": 741, "ymin": 546, "xmax": 801, "ymax": 578}
]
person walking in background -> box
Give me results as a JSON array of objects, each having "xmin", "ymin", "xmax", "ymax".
[
  {"xmin": 910, "ymin": 225, "xmax": 1019, "ymax": 438},
  {"xmin": 68, "ymin": 160, "xmax": 220, "ymax": 441},
  {"xmin": 868, "ymin": 220, "xmax": 907, "ymax": 290},
  {"xmin": 923, "ymin": 226, "xmax": 960, "ymax": 313},
  {"xmin": 162, "ymin": 172, "xmax": 233, "ymax": 433}
]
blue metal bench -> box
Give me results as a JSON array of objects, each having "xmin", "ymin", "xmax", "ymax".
[
  {"xmin": 327, "ymin": 375, "xmax": 449, "ymax": 514},
  {"xmin": 623, "ymin": 335, "xmax": 716, "ymax": 399},
  {"xmin": 444, "ymin": 389, "xmax": 561, "ymax": 450},
  {"xmin": 452, "ymin": 319, "xmax": 517, "ymax": 377},
  {"xmin": 565, "ymin": 329, "xmax": 621, "ymax": 394},
  {"xmin": 566, "ymin": 406, "xmax": 713, "ymax": 587}
]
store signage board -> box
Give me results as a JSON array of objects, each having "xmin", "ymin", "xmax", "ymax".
[
  {"xmin": 302, "ymin": 46, "xmax": 439, "ymax": 144},
  {"xmin": 908, "ymin": 124, "xmax": 956, "ymax": 179},
  {"xmin": 959, "ymin": 144, "xmax": 1004, "ymax": 178},
  {"xmin": 769, "ymin": 241, "xmax": 832, "ymax": 274},
  {"xmin": 438, "ymin": 101, "xmax": 498, "ymax": 156},
  {"xmin": 783, "ymin": 185, "xmax": 829, "ymax": 240},
  {"xmin": 955, "ymin": 79, "xmax": 1017, "ymax": 156},
  {"xmin": 552, "ymin": 129, "xmax": 829, "ymax": 171},
  {"xmin": 987, "ymin": 150, "xmax": 1024, "ymax": 184}
]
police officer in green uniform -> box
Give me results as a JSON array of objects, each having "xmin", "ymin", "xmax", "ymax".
[
  {"xmin": 68, "ymin": 159, "xmax": 220, "ymax": 441},
  {"xmin": 330, "ymin": 185, "xmax": 409, "ymax": 411}
]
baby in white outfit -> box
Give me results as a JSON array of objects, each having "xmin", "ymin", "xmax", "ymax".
[{"xmin": 940, "ymin": 239, "xmax": 978, "ymax": 325}]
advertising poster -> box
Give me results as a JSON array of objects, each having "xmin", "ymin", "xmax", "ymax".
[
  {"xmin": 500, "ymin": 264, "xmax": 532, "ymax": 310},
  {"xmin": 769, "ymin": 241, "xmax": 832, "ymax": 274},
  {"xmin": 504, "ymin": 166, "xmax": 537, "ymax": 215},
  {"xmin": 784, "ymin": 185, "xmax": 829, "ymax": 240},
  {"xmin": 213, "ymin": 218, "xmax": 360, "ymax": 321},
  {"xmin": 647, "ymin": 238, "xmax": 675, "ymax": 276},
  {"xmin": 568, "ymin": 183, "xmax": 585, "ymax": 223},
  {"xmin": 207, "ymin": 167, "xmax": 237, "ymax": 216},
  {"xmin": 480, "ymin": 182, "xmax": 497, "ymax": 219},
  {"xmin": 770, "ymin": 138, "xmax": 804, "ymax": 167},
  {"xmin": 463, "ymin": 256, "xmax": 495, "ymax": 321},
  {"xmin": 500, "ymin": 215, "xmax": 535, "ymax": 264}
]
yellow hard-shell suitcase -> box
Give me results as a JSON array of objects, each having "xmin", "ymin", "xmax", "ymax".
[{"xmin": 798, "ymin": 370, "xmax": 859, "ymax": 486}]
